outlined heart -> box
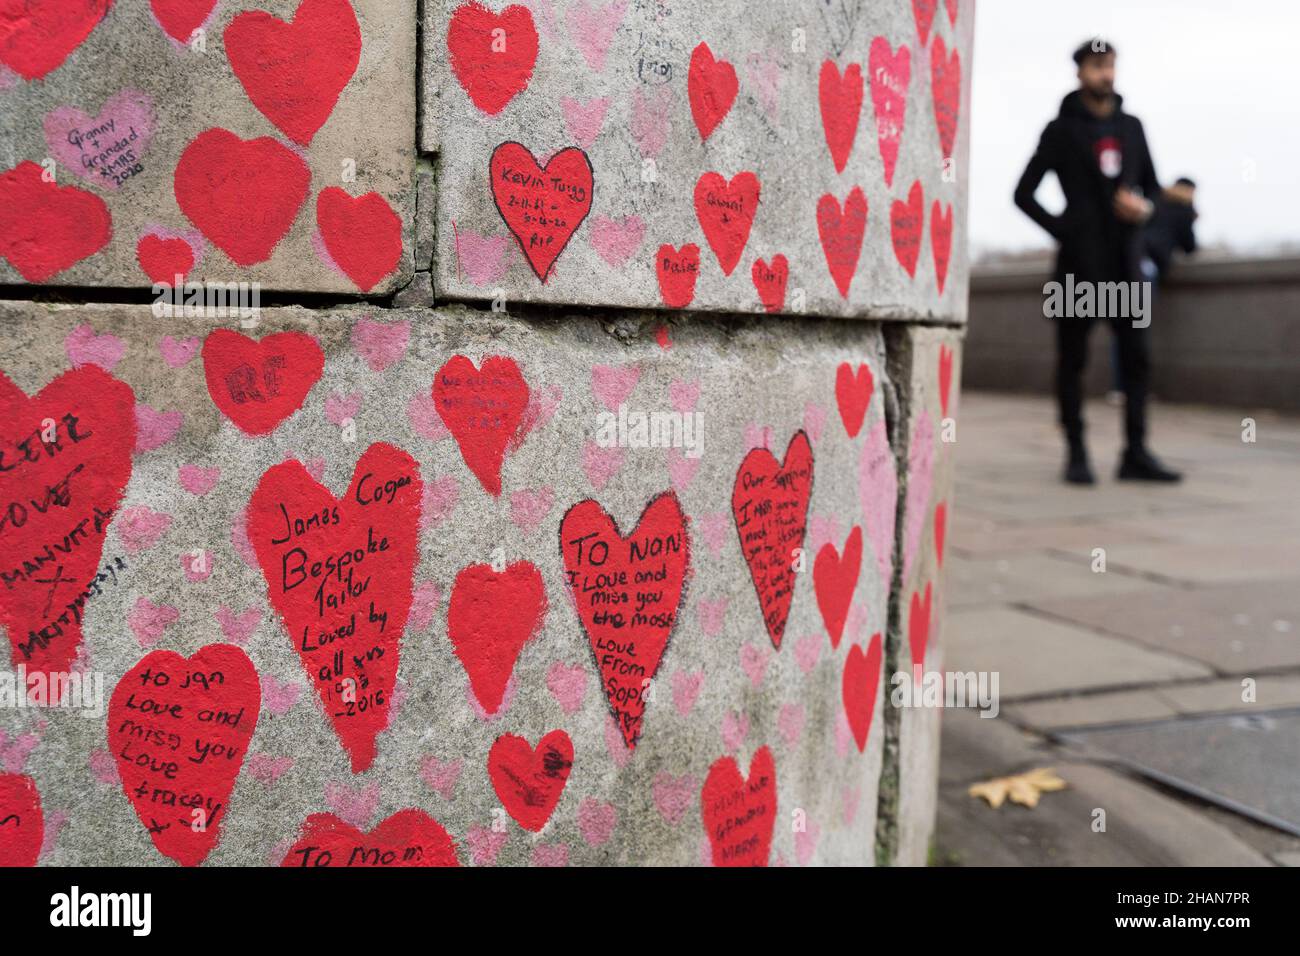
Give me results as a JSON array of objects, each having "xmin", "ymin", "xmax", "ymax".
[
  {"xmin": 447, "ymin": 561, "xmax": 547, "ymax": 715},
  {"xmin": 688, "ymin": 41, "xmax": 737, "ymax": 141},
  {"xmin": 891, "ymin": 180, "xmax": 924, "ymax": 278},
  {"xmin": 817, "ymin": 186, "xmax": 868, "ymax": 299},
  {"xmin": 150, "ymin": 0, "xmax": 218, "ymax": 42},
  {"xmin": 868, "ymin": 37, "xmax": 910, "ymax": 187},
  {"xmin": 655, "ymin": 243, "xmax": 699, "ymax": 309},
  {"xmin": 248, "ymin": 443, "xmax": 422, "ymax": 774},
  {"xmin": 202, "ymin": 329, "xmax": 324, "ymax": 436},
  {"xmin": 282, "ymin": 809, "xmax": 460, "ymax": 867},
  {"xmin": 751, "ymin": 254, "xmax": 788, "ymax": 314},
  {"xmin": 939, "ymin": 344, "xmax": 954, "ymax": 416},
  {"xmin": 224, "ymin": 0, "xmax": 361, "ymax": 146},
  {"xmin": 433, "ymin": 354, "xmax": 530, "ymax": 496},
  {"xmin": 174, "ymin": 129, "xmax": 310, "ymax": 267},
  {"xmin": 818, "ymin": 60, "xmax": 863, "ymax": 174},
  {"xmin": 694, "ymin": 170, "xmax": 759, "ymax": 276},
  {"xmin": 931, "ymin": 35, "xmax": 962, "ymax": 160},
  {"xmin": 0, "ymin": 0, "xmax": 110, "ymax": 80},
  {"xmin": 1, "ymin": 365, "xmax": 135, "ymax": 678},
  {"xmin": 932, "ymin": 199, "xmax": 953, "ymax": 295},
  {"xmin": 488, "ymin": 730, "xmax": 572, "ymax": 832},
  {"xmin": 842, "ymin": 633, "xmax": 882, "ymax": 752},
  {"xmin": 815, "ymin": 526, "xmax": 862, "ymax": 650},
  {"xmin": 701, "ymin": 745, "xmax": 776, "ymax": 866},
  {"xmin": 0, "ymin": 774, "xmax": 42, "ymax": 866},
  {"xmin": 316, "ymin": 187, "xmax": 403, "ymax": 292},
  {"xmin": 0, "ymin": 162, "xmax": 111, "ymax": 282},
  {"xmin": 447, "ymin": 2, "xmax": 538, "ymax": 115},
  {"xmin": 107, "ymin": 643, "xmax": 260, "ymax": 866},
  {"xmin": 560, "ymin": 491, "xmax": 690, "ymax": 750},
  {"xmin": 732, "ymin": 430, "xmax": 814, "ymax": 650},
  {"xmin": 490, "ymin": 141, "xmax": 594, "ymax": 282},
  {"xmin": 909, "ymin": 582, "xmax": 932, "ymax": 675},
  {"xmin": 835, "ymin": 361, "xmax": 874, "ymax": 438}
]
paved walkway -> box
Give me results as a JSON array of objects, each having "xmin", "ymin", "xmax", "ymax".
[{"xmin": 935, "ymin": 391, "xmax": 1300, "ymax": 866}]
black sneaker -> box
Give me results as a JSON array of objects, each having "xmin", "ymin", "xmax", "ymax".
[
  {"xmin": 1064, "ymin": 447, "xmax": 1096, "ymax": 485},
  {"xmin": 1117, "ymin": 448, "xmax": 1183, "ymax": 482}
]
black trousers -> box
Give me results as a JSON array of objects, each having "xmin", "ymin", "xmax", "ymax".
[{"xmin": 1056, "ymin": 317, "xmax": 1149, "ymax": 451}]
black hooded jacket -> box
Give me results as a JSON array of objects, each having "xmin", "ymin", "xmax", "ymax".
[{"xmin": 1015, "ymin": 90, "xmax": 1160, "ymax": 288}]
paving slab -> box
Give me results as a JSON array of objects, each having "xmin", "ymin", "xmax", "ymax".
[
  {"xmin": 947, "ymin": 551, "xmax": 1167, "ymax": 609},
  {"xmin": 1006, "ymin": 690, "xmax": 1179, "ymax": 732}
]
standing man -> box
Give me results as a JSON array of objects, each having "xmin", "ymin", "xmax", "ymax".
[{"xmin": 1015, "ymin": 40, "xmax": 1181, "ymax": 484}]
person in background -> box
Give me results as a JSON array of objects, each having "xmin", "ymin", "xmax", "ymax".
[
  {"xmin": 1015, "ymin": 39, "xmax": 1182, "ymax": 485},
  {"xmin": 1141, "ymin": 177, "xmax": 1199, "ymax": 283}
]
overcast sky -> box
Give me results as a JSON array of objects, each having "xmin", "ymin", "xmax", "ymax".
[{"xmin": 971, "ymin": 0, "xmax": 1300, "ymax": 256}]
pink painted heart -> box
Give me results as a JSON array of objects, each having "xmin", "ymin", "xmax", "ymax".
[
  {"xmin": 409, "ymin": 581, "xmax": 442, "ymax": 632},
  {"xmin": 134, "ymin": 404, "xmax": 183, "ymax": 453},
  {"xmin": 509, "ymin": 384, "xmax": 564, "ymax": 453},
  {"xmin": 671, "ymin": 669, "xmax": 703, "ymax": 717},
  {"xmin": 590, "ymin": 364, "xmax": 640, "ymax": 410},
  {"xmin": 566, "ymin": 0, "xmax": 627, "ymax": 71},
  {"xmin": 669, "ymin": 379, "xmax": 701, "ymax": 413},
  {"xmin": 324, "ymin": 781, "xmax": 379, "ymax": 829},
  {"xmin": 902, "ymin": 410, "xmax": 935, "ymax": 582},
  {"xmin": 666, "ymin": 447, "xmax": 699, "ymax": 492},
  {"xmin": 260, "ymin": 674, "xmax": 302, "ymax": 716},
  {"xmin": 603, "ymin": 715, "xmax": 632, "ymax": 769},
  {"xmin": 561, "ymin": 96, "xmax": 610, "ymax": 150},
  {"xmin": 407, "ymin": 392, "xmax": 450, "ymax": 442},
  {"xmin": 696, "ymin": 512, "xmax": 729, "ymax": 559},
  {"xmin": 127, "ymin": 597, "xmax": 178, "ymax": 648},
  {"xmin": 65, "ymin": 324, "xmax": 125, "ymax": 371},
  {"xmin": 532, "ymin": 843, "xmax": 569, "ymax": 867},
  {"xmin": 653, "ymin": 772, "xmax": 697, "ymax": 825},
  {"xmin": 452, "ymin": 228, "xmax": 513, "ymax": 286},
  {"xmin": 420, "ymin": 755, "xmax": 462, "ymax": 800},
  {"xmin": 159, "ymin": 334, "xmax": 201, "ymax": 368},
  {"xmin": 89, "ymin": 749, "xmax": 119, "ymax": 784},
  {"xmin": 696, "ymin": 597, "xmax": 728, "ymax": 637},
  {"xmin": 115, "ymin": 505, "xmax": 171, "ymax": 554},
  {"xmin": 510, "ymin": 486, "xmax": 555, "ymax": 536},
  {"xmin": 721, "ymin": 711, "xmax": 748, "ymax": 751},
  {"xmin": 630, "ymin": 85, "xmax": 671, "ymax": 158},
  {"xmin": 465, "ymin": 824, "xmax": 508, "ymax": 866},
  {"xmin": 795, "ymin": 820, "xmax": 820, "ymax": 865},
  {"xmin": 546, "ymin": 661, "xmax": 587, "ymax": 714},
  {"xmin": 419, "ymin": 476, "xmax": 460, "ymax": 531},
  {"xmin": 745, "ymin": 49, "xmax": 781, "ymax": 119},
  {"xmin": 743, "ymin": 423, "xmax": 773, "ymax": 452},
  {"xmin": 577, "ymin": 797, "xmax": 616, "ymax": 846},
  {"xmin": 778, "ymin": 702, "xmax": 805, "ymax": 747},
  {"xmin": 794, "ymin": 633, "xmax": 821, "ymax": 674},
  {"xmin": 582, "ymin": 441, "xmax": 624, "ymax": 490},
  {"xmin": 246, "ymin": 754, "xmax": 293, "ymax": 785},
  {"xmin": 0, "ymin": 729, "xmax": 39, "ymax": 774},
  {"xmin": 740, "ymin": 642, "xmax": 770, "ymax": 688},
  {"xmin": 868, "ymin": 37, "xmax": 910, "ymax": 187},
  {"xmin": 324, "ymin": 391, "xmax": 361, "ymax": 426},
  {"xmin": 351, "ymin": 317, "xmax": 410, "ymax": 372},
  {"xmin": 589, "ymin": 214, "xmax": 645, "ymax": 268},
  {"xmin": 859, "ymin": 417, "xmax": 899, "ymax": 583},
  {"xmin": 215, "ymin": 606, "xmax": 261, "ymax": 646},
  {"xmin": 43, "ymin": 89, "xmax": 155, "ymax": 189},
  {"xmin": 803, "ymin": 402, "xmax": 827, "ymax": 445},
  {"xmin": 178, "ymin": 464, "xmax": 219, "ymax": 495},
  {"xmin": 180, "ymin": 549, "xmax": 212, "ymax": 583},
  {"xmin": 808, "ymin": 514, "xmax": 842, "ymax": 555}
]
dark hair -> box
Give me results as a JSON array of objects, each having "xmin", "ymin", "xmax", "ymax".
[
  {"xmin": 1175, "ymin": 177, "xmax": 1197, "ymax": 189},
  {"xmin": 1073, "ymin": 38, "xmax": 1116, "ymax": 66}
]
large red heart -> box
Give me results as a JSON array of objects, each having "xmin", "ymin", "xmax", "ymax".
[
  {"xmin": 1, "ymin": 365, "xmax": 135, "ymax": 678},
  {"xmin": 136, "ymin": 234, "xmax": 194, "ymax": 285},
  {"xmin": 447, "ymin": 2, "xmax": 538, "ymax": 115},
  {"xmin": 248, "ymin": 442, "xmax": 422, "ymax": 774},
  {"xmin": 0, "ymin": 0, "xmax": 110, "ymax": 80},
  {"xmin": 843, "ymin": 634, "xmax": 882, "ymax": 752},
  {"xmin": 202, "ymin": 329, "xmax": 324, "ymax": 436},
  {"xmin": 732, "ymin": 430, "xmax": 814, "ymax": 650},
  {"xmin": 814, "ymin": 525, "xmax": 862, "ymax": 649},
  {"xmin": 433, "ymin": 354, "xmax": 529, "ymax": 496},
  {"xmin": 909, "ymin": 582, "xmax": 932, "ymax": 675},
  {"xmin": 282, "ymin": 809, "xmax": 460, "ymax": 867},
  {"xmin": 939, "ymin": 344, "xmax": 954, "ymax": 416},
  {"xmin": 701, "ymin": 745, "xmax": 776, "ymax": 866},
  {"xmin": 931, "ymin": 200, "xmax": 953, "ymax": 295},
  {"xmin": 488, "ymin": 730, "xmax": 572, "ymax": 832},
  {"xmin": 446, "ymin": 560, "xmax": 547, "ymax": 714},
  {"xmin": 174, "ymin": 129, "xmax": 310, "ymax": 267},
  {"xmin": 868, "ymin": 37, "xmax": 910, "ymax": 187},
  {"xmin": 816, "ymin": 186, "xmax": 867, "ymax": 299},
  {"xmin": 835, "ymin": 361, "xmax": 874, "ymax": 438},
  {"xmin": 818, "ymin": 60, "xmax": 863, "ymax": 174},
  {"xmin": 560, "ymin": 491, "xmax": 690, "ymax": 750},
  {"xmin": 891, "ymin": 180, "xmax": 924, "ymax": 278},
  {"xmin": 490, "ymin": 142, "xmax": 593, "ymax": 282},
  {"xmin": 0, "ymin": 161, "xmax": 111, "ymax": 282},
  {"xmin": 687, "ymin": 41, "xmax": 737, "ymax": 141},
  {"xmin": 0, "ymin": 773, "xmax": 43, "ymax": 867},
  {"xmin": 930, "ymin": 35, "xmax": 962, "ymax": 160},
  {"xmin": 934, "ymin": 501, "xmax": 947, "ymax": 568},
  {"xmin": 655, "ymin": 243, "xmax": 699, "ymax": 309},
  {"xmin": 316, "ymin": 187, "xmax": 403, "ymax": 293},
  {"xmin": 694, "ymin": 170, "xmax": 759, "ymax": 277},
  {"xmin": 751, "ymin": 254, "xmax": 788, "ymax": 314},
  {"xmin": 911, "ymin": 0, "xmax": 938, "ymax": 46},
  {"xmin": 224, "ymin": 0, "xmax": 361, "ymax": 146},
  {"xmin": 107, "ymin": 643, "xmax": 260, "ymax": 866},
  {"xmin": 150, "ymin": 0, "xmax": 216, "ymax": 42}
]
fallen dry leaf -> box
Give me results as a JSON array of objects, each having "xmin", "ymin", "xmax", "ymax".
[{"xmin": 968, "ymin": 767, "xmax": 1067, "ymax": 809}]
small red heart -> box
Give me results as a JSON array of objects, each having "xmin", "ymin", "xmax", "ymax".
[
  {"xmin": 891, "ymin": 180, "xmax": 924, "ymax": 278},
  {"xmin": 945, "ymin": 0, "xmax": 959, "ymax": 27},
  {"xmin": 0, "ymin": 774, "xmax": 43, "ymax": 867},
  {"xmin": 490, "ymin": 141, "xmax": 594, "ymax": 282},
  {"xmin": 835, "ymin": 361, "xmax": 874, "ymax": 438},
  {"xmin": 433, "ymin": 354, "xmax": 530, "ymax": 496},
  {"xmin": 701, "ymin": 745, "xmax": 776, "ymax": 866},
  {"xmin": 868, "ymin": 37, "xmax": 910, "ymax": 188},
  {"xmin": 815, "ymin": 526, "xmax": 863, "ymax": 649},
  {"xmin": 930, "ymin": 35, "xmax": 962, "ymax": 160},
  {"xmin": 447, "ymin": 561, "xmax": 547, "ymax": 714},
  {"xmin": 136, "ymin": 234, "xmax": 194, "ymax": 285},
  {"xmin": 488, "ymin": 730, "xmax": 573, "ymax": 832},
  {"xmin": 202, "ymin": 329, "xmax": 324, "ymax": 436},
  {"xmin": 316, "ymin": 187, "xmax": 403, "ymax": 292},
  {"xmin": 751, "ymin": 255, "xmax": 788, "ymax": 314},
  {"xmin": 447, "ymin": 2, "xmax": 538, "ymax": 115},
  {"xmin": 842, "ymin": 634, "xmax": 882, "ymax": 752},
  {"xmin": 108, "ymin": 643, "xmax": 261, "ymax": 866},
  {"xmin": 911, "ymin": 0, "xmax": 939, "ymax": 46},
  {"xmin": 816, "ymin": 186, "xmax": 868, "ymax": 299},
  {"xmin": 224, "ymin": 0, "xmax": 361, "ymax": 146},
  {"xmin": 818, "ymin": 60, "xmax": 863, "ymax": 174},
  {"xmin": 560, "ymin": 491, "xmax": 690, "ymax": 749},
  {"xmin": 931, "ymin": 200, "xmax": 954, "ymax": 295},
  {"xmin": 150, "ymin": 0, "xmax": 217, "ymax": 42},
  {"xmin": 934, "ymin": 501, "xmax": 947, "ymax": 567},
  {"xmin": 939, "ymin": 344, "xmax": 954, "ymax": 416},
  {"xmin": 732, "ymin": 431, "xmax": 814, "ymax": 650},
  {"xmin": 909, "ymin": 582, "xmax": 932, "ymax": 674},
  {"xmin": 282, "ymin": 809, "xmax": 460, "ymax": 867},
  {"xmin": 655, "ymin": 243, "xmax": 700, "ymax": 309},
  {"xmin": 0, "ymin": 0, "xmax": 110, "ymax": 80},
  {"xmin": 174, "ymin": 129, "xmax": 310, "ymax": 267},
  {"xmin": 694, "ymin": 170, "xmax": 759, "ymax": 276},
  {"xmin": 0, "ymin": 161, "xmax": 111, "ymax": 282},
  {"xmin": 687, "ymin": 41, "xmax": 737, "ymax": 141}
]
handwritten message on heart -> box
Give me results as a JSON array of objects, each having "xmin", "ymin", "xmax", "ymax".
[
  {"xmin": 202, "ymin": 330, "xmax": 324, "ymax": 436},
  {"xmin": 43, "ymin": 89, "xmax": 154, "ymax": 190},
  {"xmin": 488, "ymin": 730, "xmax": 572, "ymax": 831},
  {"xmin": 433, "ymin": 354, "xmax": 530, "ymax": 496},
  {"xmin": 283, "ymin": 809, "xmax": 460, "ymax": 867},
  {"xmin": 490, "ymin": 142, "xmax": 593, "ymax": 282},
  {"xmin": 0, "ymin": 773, "xmax": 42, "ymax": 866},
  {"xmin": 701, "ymin": 745, "xmax": 776, "ymax": 866}
]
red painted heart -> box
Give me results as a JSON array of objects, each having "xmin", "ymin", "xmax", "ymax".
[
  {"xmin": 930, "ymin": 35, "xmax": 961, "ymax": 160},
  {"xmin": 868, "ymin": 37, "xmax": 910, "ymax": 188},
  {"xmin": 732, "ymin": 430, "xmax": 814, "ymax": 650},
  {"xmin": 931, "ymin": 200, "xmax": 953, "ymax": 295},
  {"xmin": 701, "ymin": 745, "xmax": 776, "ymax": 866},
  {"xmin": 202, "ymin": 329, "xmax": 324, "ymax": 436},
  {"xmin": 488, "ymin": 730, "xmax": 572, "ymax": 832},
  {"xmin": 107, "ymin": 643, "xmax": 260, "ymax": 866},
  {"xmin": 282, "ymin": 809, "xmax": 460, "ymax": 867},
  {"xmin": 934, "ymin": 501, "xmax": 947, "ymax": 567},
  {"xmin": 248, "ymin": 442, "xmax": 422, "ymax": 773},
  {"xmin": 447, "ymin": 1, "xmax": 538, "ymax": 116},
  {"xmin": 446, "ymin": 560, "xmax": 547, "ymax": 714},
  {"xmin": 150, "ymin": 0, "xmax": 217, "ymax": 42},
  {"xmin": 835, "ymin": 361, "xmax": 874, "ymax": 439},
  {"xmin": 174, "ymin": 129, "xmax": 310, "ymax": 267},
  {"xmin": 946, "ymin": 0, "xmax": 959, "ymax": 27},
  {"xmin": 819, "ymin": 60, "xmax": 863, "ymax": 174},
  {"xmin": 136, "ymin": 234, "xmax": 194, "ymax": 285},
  {"xmin": 1, "ymin": 365, "xmax": 135, "ymax": 678},
  {"xmin": 939, "ymin": 344, "xmax": 954, "ymax": 416},
  {"xmin": 694, "ymin": 170, "xmax": 759, "ymax": 277},
  {"xmin": 490, "ymin": 141, "xmax": 593, "ymax": 282},
  {"xmin": 432, "ymin": 354, "xmax": 530, "ymax": 496},
  {"xmin": 911, "ymin": 0, "xmax": 938, "ymax": 46},
  {"xmin": 0, "ymin": 162, "xmax": 111, "ymax": 282},
  {"xmin": 891, "ymin": 180, "xmax": 924, "ymax": 278},
  {"xmin": 560, "ymin": 491, "xmax": 690, "ymax": 749},
  {"xmin": 0, "ymin": 773, "xmax": 43, "ymax": 867},
  {"xmin": 815, "ymin": 525, "xmax": 862, "ymax": 649},
  {"xmin": 655, "ymin": 243, "xmax": 700, "ymax": 309},
  {"xmin": 687, "ymin": 41, "xmax": 737, "ymax": 141},
  {"xmin": 751, "ymin": 254, "xmax": 788, "ymax": 314},
  {"xmin": 316, "ymin": 187, "xmax": 403, "ymax": 293},
  {"xmin": 224, "ymin": 0, "xmax": 361, "ymax": 146},
  {"xmin": 816, "ymin": 186, "xmax": 868, "ymax": 299},
  {"xmin": 0, "ymin": 0, "xmax": 110, "ymax": 80},
  {"xmin": 842, "ymin": 634, "xmax": 882, "ymax": 752},
  {"xmin": 909, "ymin": 582, "xmax": 932, "ymax": 674}
]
